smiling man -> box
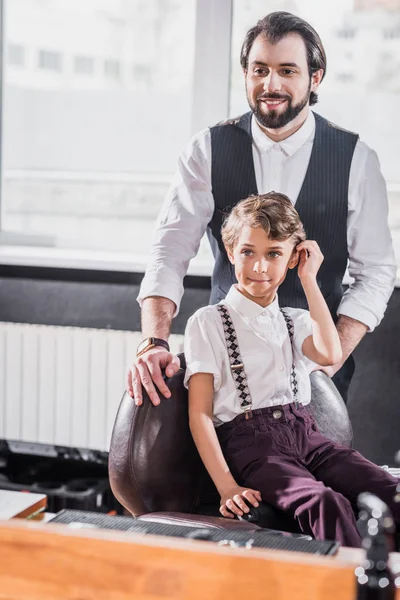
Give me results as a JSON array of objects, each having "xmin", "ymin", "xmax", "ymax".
[{"xmin": 130, "ymin": 11, "xmax": 396, "ymax": 405}]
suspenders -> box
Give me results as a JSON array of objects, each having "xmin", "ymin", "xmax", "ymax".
[{"xmin": 216, "ymin": 303, "xmax": 300, "ymax": 419}]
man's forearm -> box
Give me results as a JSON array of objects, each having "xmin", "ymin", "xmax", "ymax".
[
  {"xmin": 336, "ymin": 314, "xmax": 368, "ymax": 361},
  {"xmin": 141, "ymin": 296, "xmax": 176, "ymax": 339}
]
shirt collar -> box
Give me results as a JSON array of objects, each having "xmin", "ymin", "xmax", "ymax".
[
  {"xmin": 224, "ymin": 285, "xmax": 280, "ymax": 320},
  {"xmin": 251, "ymin": 110, "xmax": 315, "ymax": 157}
]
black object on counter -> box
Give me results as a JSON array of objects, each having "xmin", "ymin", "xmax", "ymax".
[
  {"xmin": 355, "ymin": 493, "xmax": 396, "ymax": 600},
  {"xmin": 0, "ymin": 439, "xmax": 121, "ymax": 513}
]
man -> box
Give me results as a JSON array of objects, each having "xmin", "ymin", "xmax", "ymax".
[{"xmin": 128, "ymin": 11, "xmax": 396, "ymax": 405}]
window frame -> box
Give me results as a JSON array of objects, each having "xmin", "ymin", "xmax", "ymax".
[{"xmin": 0, "ymin": 0, "xmax": 233, "ymax": 276}]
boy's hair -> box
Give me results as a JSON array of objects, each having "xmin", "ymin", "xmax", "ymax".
[{"xmin": 221, "ymin": 192, "xmax": 306, "ymax": 251}]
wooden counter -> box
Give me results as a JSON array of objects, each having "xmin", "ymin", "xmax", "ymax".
[{"xmin": 0, "ymin": 519, "xmax": 399, "ymax": 600}]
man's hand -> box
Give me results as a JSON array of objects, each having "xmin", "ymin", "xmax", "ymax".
[
  {"xmin": 219, "ymin": 485, "xmax": 262, "ymax": 519},
  {"xmin": 127, "ymin": 347, "xmax": 180, "ymax": 406}
]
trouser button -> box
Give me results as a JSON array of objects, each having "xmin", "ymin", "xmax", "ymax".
[{"xmin": 272, "ymin": 410, "xmax": 282, "ymax": 419}]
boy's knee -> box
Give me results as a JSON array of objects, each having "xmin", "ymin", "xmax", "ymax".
[{"xmin": 318, "ymin": 486, "xmax": 353, "ymax": 514}]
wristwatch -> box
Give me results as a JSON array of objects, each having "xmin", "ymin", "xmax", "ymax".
[{"xmin": 136, "ymin": 337, "xmax": 170, "ymax": 358}]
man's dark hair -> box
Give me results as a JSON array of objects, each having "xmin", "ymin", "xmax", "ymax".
[{"xmin": 240, "ymin": 11, "xmax": 326, "ymax": 106}]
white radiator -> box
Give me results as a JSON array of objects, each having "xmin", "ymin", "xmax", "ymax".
[{"xmin": 0, "ymin": 322, "xmax": 184, "ymax": 451}]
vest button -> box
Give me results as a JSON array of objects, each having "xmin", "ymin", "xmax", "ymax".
[{"xmin": 273, "ymin": 410, "xmax": 282, "ymax": 419}]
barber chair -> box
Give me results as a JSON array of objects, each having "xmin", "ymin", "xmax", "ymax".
[{"xmin": 109, "ymin": 354, "xmax": 353, "ymax": 534}]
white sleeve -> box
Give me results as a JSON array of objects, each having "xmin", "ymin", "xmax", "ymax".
[
  {"xmin": 291, "ymin": 309, "xmax": 313, "ymax": 355},
  {"xmin": 338, "ymin": 141, "xmax": 396, "ymax": 331},
  {"xmin": 137, "ymin": 129, "xmax": 214, "ymax": 316},
  {"xmin": 291, "ymin": 309, "xmax": 317, "ymax": 373},
  {"xmin": 183, "ymin": 312, "xmax": 223, "ymax": 392}
]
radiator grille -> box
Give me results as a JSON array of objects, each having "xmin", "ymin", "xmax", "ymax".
[{"xmin": 0, "ymin": 322, "xmax": 184, "ymax": 450}]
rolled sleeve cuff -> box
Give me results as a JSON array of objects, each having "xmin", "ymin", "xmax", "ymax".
[
  {"xmin": 184, "ymin": 361, "xmax": 221, "ymax": 392},
  {"xmin": 137, "ymin": 268, "xmax": 185, "ymax": 317},
  {"xmin": 292, "ymin": 312, "xmax": 313, "ymax": 355},
  {"xmin": 337, "ymin": 301, "xmax": 378, "ymax": 332},
  {"xmin": 294, "ymin": 325, "xmax": 313, "ymax": 353}
]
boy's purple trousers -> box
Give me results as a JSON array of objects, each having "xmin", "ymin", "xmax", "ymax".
[{"xmin": 216, "ymin": 403, "xmax": 400, "ymax": 547}]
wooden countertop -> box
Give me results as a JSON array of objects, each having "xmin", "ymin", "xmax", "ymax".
[{"xmin": 0, "ymin": 519, "xmax": 399, "ymax": 600}]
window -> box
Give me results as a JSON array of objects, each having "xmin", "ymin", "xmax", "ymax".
[
  {"xmin": 337, "ymin": 28, "xmax": 356, "ymax": 39},
  {"xmin": 336, "ymin": 73, "xmax": 355, "ymax": 83},
  {"xmin": 104, "ymin": 59, "xmax": 120, "ymax": 80},
  {"xmin": 132, "ymin": 64, "xmax": 152, "ymax": 87},
  {"xmin": 383, "ymin": 28, "xmax": 400, "ymax": 39},
  {"xmin": 2, "ymin": 0, "xmax": 197, "ymax": 263},
  {"xmin": 74, "ymin": 56, "xmax": 95, "ymax": 75},
  {"xmin": 7, "ymin": 43, "xmax": 24, "ymax": 67},
  {"xmin": 38, "ymin": 49, "xmax": 62, "ymax": 71},
  {"xmin": 230, "ymin": 0, "xmax": 400, "ymax": 271},
  {"xmin": 2, "ymin": 0, "xmax": 400, "ymax": 275}
]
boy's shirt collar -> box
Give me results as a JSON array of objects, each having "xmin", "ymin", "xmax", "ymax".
[
  {"xmin": 224, "ymin": 285, "xmax": 280, "ymax": 320},
  {"xmin": 251, "ymin": 110, "xmax": 315, "ymax": 157}
]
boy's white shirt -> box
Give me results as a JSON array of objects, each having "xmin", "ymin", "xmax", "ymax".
[{"xmin": 184, "ymin": 285, "xmax": 316, "ymax": 427}]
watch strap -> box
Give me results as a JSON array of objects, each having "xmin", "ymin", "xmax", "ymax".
[{"xmin": 136, "ymin": 337, "xmax": 170, "ymax": 357}]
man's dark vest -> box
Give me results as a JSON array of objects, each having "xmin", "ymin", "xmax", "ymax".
[{"xmin": 208, "ymin": 111, "xmax": 359, "ymax": 318}]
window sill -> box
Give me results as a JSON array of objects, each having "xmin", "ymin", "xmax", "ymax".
[
  {"xmin": 0, "ymin": 244, "xmax": 399, "ymax": 288},
  {"xmin": 0, "ymin": 244, "xmax": 212, "ymax": 284}
]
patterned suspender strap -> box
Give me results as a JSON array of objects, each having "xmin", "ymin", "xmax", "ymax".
[
  {"xmin": 280, "ymin": 308, "xmax": 300, "ymax": 407},
  {"xmin": 216, "ymin": 304, "xmax": 253, "ymax": 419}
]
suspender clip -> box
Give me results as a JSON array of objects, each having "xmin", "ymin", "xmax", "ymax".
[
  {"xmin": 231, "ymin": 363, "xmax": 244, "ymax": 371},
  {"xmin": 243, "ymin": 407, "xmax": 253, "ymax": 420}
]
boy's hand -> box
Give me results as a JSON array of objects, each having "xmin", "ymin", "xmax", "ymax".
[
  {"xmin": 219, "ymin": 486, "xmax": 262, "ymax": 519},
  {"xmin": 296, "ymin": 240, "xmax": 324, "ymax": 281}
]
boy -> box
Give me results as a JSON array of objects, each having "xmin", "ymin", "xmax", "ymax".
[{"xmin": 184, "ymin": 192, "xmax": 399, "ymax": 547}]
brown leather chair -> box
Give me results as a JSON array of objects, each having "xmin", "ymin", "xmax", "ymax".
[{"xmin": 109, "ymin": 355, "xmax": 353, "ymax": 532}]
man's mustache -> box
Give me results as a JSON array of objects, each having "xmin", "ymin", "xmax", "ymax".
[{"xmin": 257, "ymin": 93, "xmax": 291, "ymax": 101}]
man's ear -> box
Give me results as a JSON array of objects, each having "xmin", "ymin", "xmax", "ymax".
[
  {"xmin": 311, "ymin": 69, "xmax": 324, "ymax": 93},
  {"xmin": 288, "ymin": 250, "xmax": 299, "ymax": 270}
]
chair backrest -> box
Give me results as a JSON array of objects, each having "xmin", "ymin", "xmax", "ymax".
[
  {"xmin": 308, "ymin": 370, "xmax": 353, "ymax": 448},
  {"xmin": 109, "ymin": 359, "xmax": 203, "ymax": 516},
  {"xmin": 109, "ymin": 356, "xmax": 353, "ymax": 516}
]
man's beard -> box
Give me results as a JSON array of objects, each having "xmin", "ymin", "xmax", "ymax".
[{"xmin": 248, "ymin": 81, "xmax": 311, "ymax": 130}]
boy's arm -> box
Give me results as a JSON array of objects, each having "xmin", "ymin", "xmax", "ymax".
[
  {"xmin": 188, "ymin": 372, "xmax": 261, "ymax": 517},
  {"xmin": 296, "ymin": 241, "xmax": 343, "ymax": 366}
]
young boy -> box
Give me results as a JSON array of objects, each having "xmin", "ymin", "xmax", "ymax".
[{"xmin": 184, "ymin": 192, "xmax": 399, "ymax": 547}]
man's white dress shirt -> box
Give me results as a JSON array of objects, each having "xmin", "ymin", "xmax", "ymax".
[
  {"xmin": 184, "ymin": 285, "xmax": 315, "ymax": 426},
  {"xmin": 138, "ymin": 111, "xmax": 396, "ymax": 331}
]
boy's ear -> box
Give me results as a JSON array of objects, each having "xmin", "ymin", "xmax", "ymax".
[
  {"xmin": 226, "ymin": 246, "xmax": 235, "ymax": 264},
  {"xmin": 288, "ymin": 249, "xmax": 299, "ymax": 270}
]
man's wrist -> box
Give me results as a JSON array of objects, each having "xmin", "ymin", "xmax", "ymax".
[{"xmin": 136, "ymin": 337, "xmax": 170, "ymax": 358}]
